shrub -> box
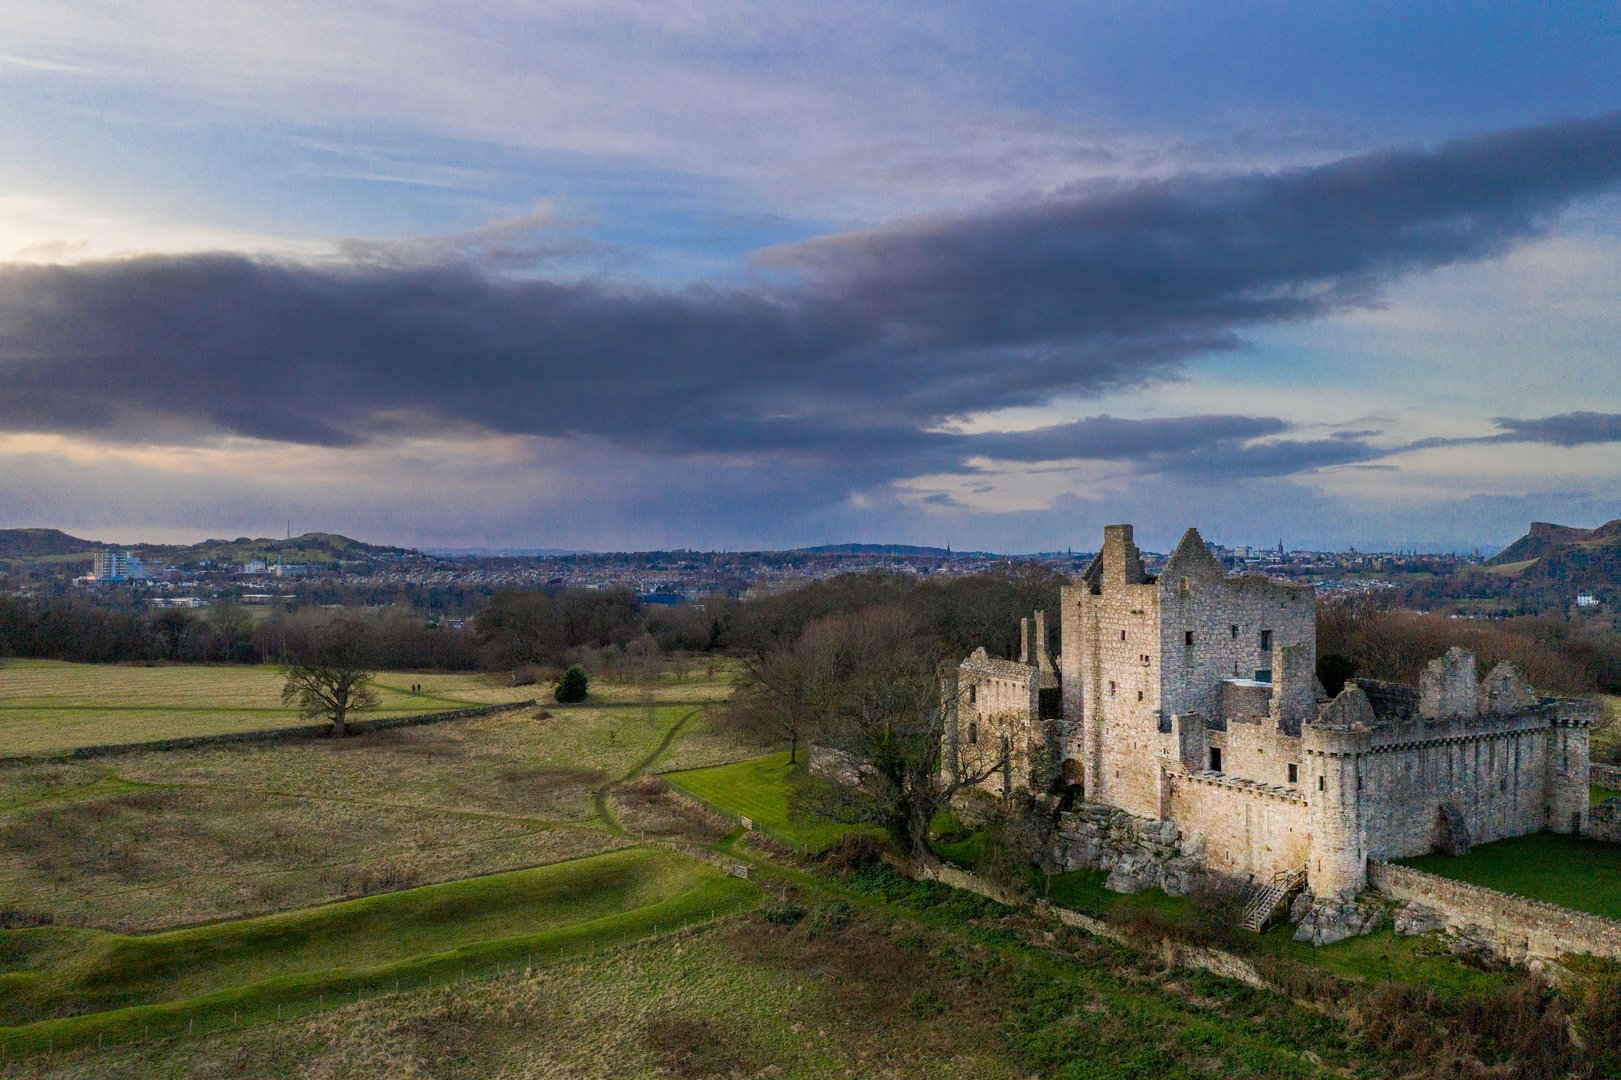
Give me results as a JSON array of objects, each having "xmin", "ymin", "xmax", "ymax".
[
  {"xmin": 762, "ymin": 903, "xmax": 805, "ymax": 925},
  {"xmin": 821, "ymin": 832, "xmax": 888, "ymax": 877},
  {"xmin": 553, "ymin": 665, "xmax": 589, "ymax": 703},
  {"xmin": 907, "ymin": 988, "xmax": 946, "ymax": 1017},
  {"xmin": 805, "ymin": 901, "xmax": 853, "ymax": 937}
]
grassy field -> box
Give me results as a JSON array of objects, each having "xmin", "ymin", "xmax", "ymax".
[
  {"xmin": 0, "ymin": 679, "xmax": 758, "ymax": 930},
  {"xmin": 663, "ymin": 752, "xmax": 871, "ymax": 851},
  {"xmin": 0, "ymin": 847, "xmax": 757, "ymax": 1055},
  {"xmin": 0, "ymin": 660, "xmax": 533, "ymax": 756},
  {"xmin": 30, "ymin": 888, "xmax": 1380, "ymax": 1079},
  {"xmin": 1398, "ymin": 832, "xmax": 1621, "ymax": 920}
]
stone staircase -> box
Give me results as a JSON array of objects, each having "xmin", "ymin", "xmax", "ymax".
[{"xmin": 1239, "ymin": 866, "xmax": 1306, "ymax": 933}]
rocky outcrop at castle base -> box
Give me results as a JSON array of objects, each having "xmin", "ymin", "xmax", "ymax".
[
  {"xmin": 1289, "ymin": 891, "xmax": 1386, "ymax": 946},
  {"xmin": 1043, "ymin": 803, "xmax": 1204, "ymax": 897}
]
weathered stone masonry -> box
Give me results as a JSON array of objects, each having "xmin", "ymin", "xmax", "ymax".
[{"xmin": 945, "ymin": 522, "xmax": 1596, "ymax": 913}]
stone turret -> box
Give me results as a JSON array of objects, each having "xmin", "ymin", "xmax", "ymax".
[
  {"xmin": 1304, "ymin": 686, "xmax": 1375, "ymax": 897},
  {"xmin": 1546, "ymin": 698, "xmax": 1595, "ymax": 835}
]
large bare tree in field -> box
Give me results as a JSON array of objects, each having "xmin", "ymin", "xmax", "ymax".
[{"xmin": 280, "ymin": 620, "xmax": 380, "ymax": 738}]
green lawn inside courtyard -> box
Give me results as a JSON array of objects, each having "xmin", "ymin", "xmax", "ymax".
[
  {"xmin": 1397, "ymin": 831, "xmax": 1621, "ymax": 921},
  {"xmin": 1593, "ymin": 785, "xmax": 1621, "ymax": 805}
]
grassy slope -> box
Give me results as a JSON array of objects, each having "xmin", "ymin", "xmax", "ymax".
[
  {"xmin": 0, "ymin": 847, "xmax": 756, "ymax": 1053},
  {"xmin": 1398, "ymin": 832, "xmax": 1621, "ymax": 920},
  {"xmin": 0, "ymin": 660, "xmax": 530, "ymax": 755},
  {"xmin": 663, "ymin": 752, "xmax": 870, "ymax": 851}
]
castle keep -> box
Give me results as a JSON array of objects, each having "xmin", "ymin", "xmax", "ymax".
[{"xmin": 949, "ymin": 524, "xmax": 1595, "ymax": 901}]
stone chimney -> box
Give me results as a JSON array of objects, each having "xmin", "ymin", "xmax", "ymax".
[
  {"xmin": 1269, "ymin": 643, "xmax": 1317, "ymax": 734},
  {"xmin": 1033, "ymin": 609, "xmax": 1058, "ymax": 689},
  {"xmin": 1099, "ymin": 524, "xmax": 1146, "ymax": 585}
]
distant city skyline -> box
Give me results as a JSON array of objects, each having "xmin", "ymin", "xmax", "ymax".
[{"xmin": 1, "ymin": 4, "xmax": 1619, "ymax": 553}]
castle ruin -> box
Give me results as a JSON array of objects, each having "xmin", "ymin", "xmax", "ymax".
[{"xmin": 946, "ymin": 524, "xmax": 1595, "ymax": 903}]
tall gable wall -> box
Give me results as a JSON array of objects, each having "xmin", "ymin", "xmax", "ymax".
[{"xmin": 1157, "ymin": 532, "xmax": 1315, "ymax": 724}]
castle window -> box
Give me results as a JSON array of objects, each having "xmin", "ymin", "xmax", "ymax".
[
  {"xmin": 968, "ymin": 685, "xmax": 976, "ymax": 704},
  {"xmin": 1108, "ymin": 681, "xmax": 1116, "ymax": 695},
  {"xmin": 1230, "ymin": 625, "xmax": 1238, "ymax": 639},
  {"xmin": 1288, "ymin": 763, "xmax": 1298, "ymax": 784},
  {"xmin": 1209, "ymin": 747, "xmax": 1222, "ymax": 772},
  {"xmin": 1137, "ymin": 690, "xmax": 1144, "ymax": 702},
  {"xmin": 1318, "ymin": 775, "xmax": 1325, "ymax": 791},
  {"xmin": 1184, "ymin": 630, "xmax": 1194, "ymax": 648},
  {"xmin": 968, "ymin": 721, "xmax": 977, "ymax": 745},
  {"xmin": 1180, "ymin": 576, "xmax": 1190, "ymax": 593},
  {"xmin": 1120, "ymin": 629, "xmax": 1126, "ymax": 641},
  {"xmin": 1260, "ymin": 629, "xmax": 1273, "ymax": 651}
]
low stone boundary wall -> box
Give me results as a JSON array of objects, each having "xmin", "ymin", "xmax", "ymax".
[
  {"xmin": 916, "ymin": 862, "xmax": 1274, "ymax": 991},
  {"xmin": 5, "ymin": 700, "xmax": 539, "ymax": 763},
  {"xmin": 1369, "ymin": 861, "xmax": 1621, "ymax": 963},
  {"xmin": 1591, "ymin": 762, "xmax": 1621, "ymax": 791}
]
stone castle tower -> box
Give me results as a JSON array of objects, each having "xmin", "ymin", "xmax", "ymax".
[{"xmin": 951, "ymin": 523, "xmax": 1595, "ymax": 900}]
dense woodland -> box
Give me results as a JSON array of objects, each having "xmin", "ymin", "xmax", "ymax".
[{"xmin": 2, "ymin": 567, "xmax": 1618, "ymax": 704}]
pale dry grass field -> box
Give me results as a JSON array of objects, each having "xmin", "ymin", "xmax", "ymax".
[
  {"xmin": 0, "ymin": 780, "xmax": 624, "ymax": 931},
  {"xmin": 0, "ymin": 662, "xmax": 757, "ymax": 933},
  {"xmin": 0, "ymin": 661, "xmax": 531, "ymax": 755},
  {"xmin": 113, "ymin": 706, "xmax": 692, "ymax": 822}
]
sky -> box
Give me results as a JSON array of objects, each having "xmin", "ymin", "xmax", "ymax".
[{"xmin": 1, "ymin": 2, "xmax": 1620, "ymax": 554}]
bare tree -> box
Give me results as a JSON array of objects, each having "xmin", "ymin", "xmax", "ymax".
[
  {"xmin": 280, "ymin": 620, "xmax": 380, "ymax": 737},
  {"xmin": 732, "ymin": 615, "xmax": 853, "ymax": 764},
  {"xmin": 781, "ymin": 606, "xmax": 1007, "ymax": 854}
]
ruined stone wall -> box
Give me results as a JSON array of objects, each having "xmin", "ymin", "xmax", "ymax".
[
  {"xmin": 1357, "ymin": 719, "xmax": 1552, "ymax": 860},
  {"xmin": 1166, "ymin": 771, "xmax": 1309, "ymax": 881},
  {"xmin": 1369, "ymin": 862, "xmax": 1621, "ymax": 963},
  {"xmin": 1209, "ymin": 718, "xmax": 1302, "ymax": 790},
  {"xmin": 1592, "ymin": 762, "xmax": 1621, "ymax": 790},
  {"xmin": 955, "ymin": 655, "xmax": 1041, "ymax": 796},
  {"xmin": 1590, "ymin": 799, "xmax": 1621, "ymax": 844},
  {"xmin": 808, "ymin": 743, "xmax": 869, "ymax": 786}
]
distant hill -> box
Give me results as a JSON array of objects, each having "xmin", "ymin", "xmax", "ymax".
[
  {"xmin": 0, "ymin": 528, "xmax": 101, "ymax": 558},
  {"xmin": 0, "ymin": 529, "xmax": 423, "ymax": 568},
  {"xmin": 1484, "ymin": 519, "xmax": 1621, "ymax": 595},
  {"xmin": 170, "ymin": 532, "xmax": 420, "ymax": 566},
  {"xmin": 799, "ymin": 543, "xmax": 971, "ymax": 557}
]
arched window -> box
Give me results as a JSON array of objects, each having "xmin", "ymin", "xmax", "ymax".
[{"xmin": 968, "ymin": 721, "xmax": 978, "ymax": 745}]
